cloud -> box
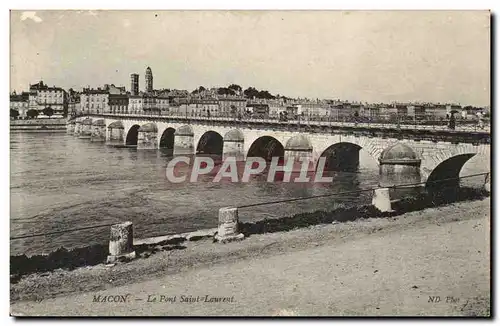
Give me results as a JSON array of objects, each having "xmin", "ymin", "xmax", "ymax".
[
  {"xmin": 75, "ymin": 10, "xmax": 98, "ymax": 17},
  {"xmin": 20, "ymin": 11, "xmax": 42, "ymax": 23}
]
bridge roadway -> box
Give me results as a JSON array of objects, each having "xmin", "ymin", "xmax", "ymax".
[{"xmin": 69, "ymin": 113, "xmax": 491, "ymax": 187}]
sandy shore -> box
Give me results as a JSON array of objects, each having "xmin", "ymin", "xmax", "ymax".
[{"xmin": 11, "ymin": 197, "xmax": 490, "ymax": 316}]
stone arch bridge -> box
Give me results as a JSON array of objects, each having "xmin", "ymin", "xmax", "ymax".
[{"xmin": 68, "ymin": 114, "xmax": 490, "ymax": 187}]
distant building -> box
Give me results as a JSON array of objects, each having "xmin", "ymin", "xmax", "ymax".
[
  {"xmin": 105, "ymin": 84, "xmax": 127, "ymax": 95},
  {"xmin": 300, "ymin": 102, "xmax": 330, "ymax": 117},
  {"xmin": 67, "ymin": 89, "xmax": 82, "ymax": 116},
  {"xmin": 80, "ymin": 87, "xmax": 109, "ymax": 114},
  {"xmin": 361, "ymin": 104, "xmax": 381, "ymax": 118},
  {"xmin": 172, "ymin": 99, "xmax": 218, "ymax": 116},
  {"xmin": 395, "ymin": 103, "xmax": 409, "ymax": 116},
  {"xmin": 28, "ymin": 81, "xmax": 67, "ymax": 117},
  {"xmin": 10, "ymin": 92, "xmax": 29, "ymax": 118},
  {"xmin": 128, "ymin": 92, "xmax": 169, "ymax": 114},
  {"xmin": 247, "ymin": 102, "xmax": 269, "ymax": 116},
  {"xmin": 109, "ymin": 94, "xmax": 129, "ymax": 114},
  {"xmin": 217, "ymin": 95, "xmax": 247, "ymax": 115},
  {"xmin": 425, "ymin": 104, "xmax": 448, "ymax": 119}
]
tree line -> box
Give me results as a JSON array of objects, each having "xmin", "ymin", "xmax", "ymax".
[
  {"xmin": 10, "ymin": 107, "xmax": 58, "ymax": 119},
  {"xmin": 191, "ymin": 84, "xmax": 277, "ymax": 100}
]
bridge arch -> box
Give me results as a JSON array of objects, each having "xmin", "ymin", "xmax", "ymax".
[
  {"xmin": 196, "ymin": 130, "xmax": 224, "ymax": 155},
  {"xmin": 317, "ymin": 142, "xmax": 363, "ymax": 172},
  {"xmin": 159, "ymin": 127, "xmax": 176, "ymax": 149},
  {"xmin": 126, "ymin": 124, "xmax": 140, "ymax": 146},
  {"xmin": 247, "ymin": 136, "xmax": 285, "ymax": 161},
  {"xmin": 425, "ymin": 153, "xmax": 476, "ymax": 190}
]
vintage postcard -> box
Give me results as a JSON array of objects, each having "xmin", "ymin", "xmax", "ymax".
[{"xmin": 9, "ymin": 10, "xmax": 491, "ymax": 317}]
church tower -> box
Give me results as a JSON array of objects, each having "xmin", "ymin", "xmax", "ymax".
[{"xmin": 145, "ymin": 67, "xmax": 153, "ymax": 93}]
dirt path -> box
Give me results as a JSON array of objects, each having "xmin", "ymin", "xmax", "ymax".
[{"xmin": 11, "ymin": 198, "xmax": 490, "ymax": 316}]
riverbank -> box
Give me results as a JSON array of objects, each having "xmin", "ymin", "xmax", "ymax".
[
  {"xmin": 10, "ymin": 118, "xmax": 67, "ymax": 132},
  {"xmin": 11, "ymin": 197, "xmax": 490, "ymax": 316}
]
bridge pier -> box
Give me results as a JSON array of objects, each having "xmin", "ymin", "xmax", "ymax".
[
  {"xmin": 66, "ymin": 122, "xmax": 75, "ymax": 135},
  {"xmin": 91, "ymin": 120, "xmax": 106, "ymax": 142},
  {"xmin": 137, "ymin": 130, "xmax": 158, "ymax": 149},
  {"xmin": 378, "ymin": 144, "xmax": 421, "ymax": 187},
  {"xmin": 284, "ymin": 135, "xmax": 313, "ymax": 171},
  {"xmin": 108, "ymin": 127, "xmax": 124, "ymax": 144},
  {"xmin": 79, "ymin": 120, "xmax": 92, "ymax": 139},
  {"xmin": 174, "ymin": 128, "xmax": 194, "ymax": 155},
  {"xmin": 379, "ymin": 162, "xmax": 421, "ymax": 187},
  {"xmin": 223, "ymin": 140, "xmax": 245, "ymax": 160},
  {"xmin": 137, "ymin": 124, "xmax": 158, "ymax": 150},
  {"xmin": 73, "ymin": 121, "xmax": 82, "ymax": 136}
]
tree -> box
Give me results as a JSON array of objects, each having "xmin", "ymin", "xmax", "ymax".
[
  {"xmin": 43, "ymin": 107, "xmax": 54, "ymax": 118},
  {"xmin": 257, "ymin": 90, "xmax": 275, "ymax": 99},
  {"xmin": 228, "ymin": 84, "xmax": 242, "ymax": 93},
  {"xmin": 243, "ymin": 87, "xmax": 275, "ymax": 99},
  {"xmin": 10, "ymin": 109, "xmax": 19, "ymax": 119},
  {"xmin": 217, "ymin": 87, "xmax": 235, "ymax": 96},
  {"xmin": 243, "ymin": 87, "xmax": 259, "ymax": 99},
  {"xmin": 26, "ymin": 109, "xmax": 39, "ymax": 119},
  {"xmin": 192, "ymin": 86, "xmax": 206, "ymax": 94}
]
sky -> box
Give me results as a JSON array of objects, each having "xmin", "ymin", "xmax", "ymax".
[{"xmin": 10, "ymin": 10, "xmax": 490, "ymax": 106}]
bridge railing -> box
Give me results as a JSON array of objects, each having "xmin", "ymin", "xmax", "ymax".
[{"xmin": 79, "ymin": 111, "xmax": 490, "ymax": 133}]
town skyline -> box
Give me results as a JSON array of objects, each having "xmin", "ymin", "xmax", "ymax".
[{"xmin": 10, "ymin": 10, "xmax": 490, "ymax": 107}]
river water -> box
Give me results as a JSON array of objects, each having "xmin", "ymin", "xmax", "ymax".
[{"xmin": 10, "ymin": 133, "xmax": 489, "ymax": 256}]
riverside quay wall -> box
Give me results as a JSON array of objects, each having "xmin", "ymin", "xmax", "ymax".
[{"xmin": 11, "ymin": 118, "xmax": 67, "ymax": 132}]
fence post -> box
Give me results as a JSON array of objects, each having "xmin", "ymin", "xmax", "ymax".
[
  {"xmin": 215, "ymin": 207, "xmax": 244, "ymax": 243},
  {"xmin": 107, "ymin": 221, "xmax": 136, "ymax": 263}
]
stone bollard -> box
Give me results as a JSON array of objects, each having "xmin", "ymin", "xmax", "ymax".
[
  {"xmin": 215, "ymin": 207, "xmax": 244, "ymax": 243},
  {"xmin": 107, "ymin": 221, "xmax": 136, "ymax": 264},
  {"xmin": 484, "ymin": 173, "xmax": 491, "ymax": 193},
  {"xmin": 372, "ymin": 188, "xmax": 394, "ymax": 213}
]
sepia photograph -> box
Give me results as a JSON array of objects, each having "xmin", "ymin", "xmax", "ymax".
[{"xmin": 8, "ymin": 9, "xmax": 491, "ymax": 317}]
